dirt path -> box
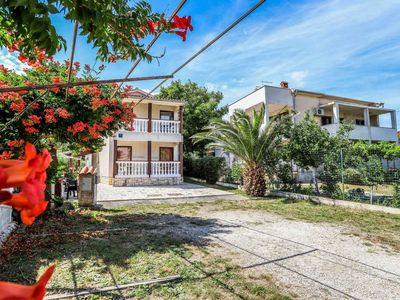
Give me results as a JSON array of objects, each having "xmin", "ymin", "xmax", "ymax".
[{"xmin": 169, "ymin": 209, "xmax": 400, "ymax": 299}]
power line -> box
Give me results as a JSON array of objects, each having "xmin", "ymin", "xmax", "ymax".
[
  {"xmin": 134, "ymin": 0, "xmax": 268, "ymax": 107},
  {"xmin": 110, "ymin": 0, "xmax": 188, "ymax": 98}
]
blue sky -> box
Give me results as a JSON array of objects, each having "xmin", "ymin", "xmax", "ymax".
[{"xmin": 2, "ymin": 0, "xmax": 400, "ymax": 120}]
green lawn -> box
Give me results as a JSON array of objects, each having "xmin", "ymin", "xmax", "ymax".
[{"xmin": 0, "ymin": 204, "xmax": 290, "ymax": 300}]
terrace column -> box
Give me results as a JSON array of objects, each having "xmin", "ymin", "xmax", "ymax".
[
  {"xmin": 179, "ymin": 142, "xmax": 184, "ymax": 176},
  {"xmin": 364, "ymin": 108, "xmax": 372, "ymax": 144},
  {"xmin": 147, "ymin": 141, "xmax": 152, "ymax": 177},
  {"xmin": 391, "ymin": 111, "xmax": 397, "ymax": 129},
  {"xmin": 179, "ymin": 105, "xmax": 183, "ymax": 133},
  {"xmin": 332, "ymin": 103, "xmax": 340, "ymax": 124},
  {"xmin": 148, "ymin": 103, "xmax": 152, "ymax": 132}
]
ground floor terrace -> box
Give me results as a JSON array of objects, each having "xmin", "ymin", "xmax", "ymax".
[{"xmin": 98, "ymin": 139, "xmax": 184, "ymax": 186}]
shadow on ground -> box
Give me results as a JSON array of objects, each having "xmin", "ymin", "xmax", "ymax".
[{"xmin": 0, "ymin": 208, "xmax": 233, "ymax": 289}]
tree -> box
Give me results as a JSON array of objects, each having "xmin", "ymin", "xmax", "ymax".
[
  {"xmin": 0, "ymin": 1, "xmax": 193, "ymax": 61},
  {"xmin": 192, "ymin": 104, "xmax": 289, "ymax": 196},
  {"xmin": 287, "ymin": 113, "xmax": 353, "ymax": 195},
  {"xmin": 0, "ymin": 57, "xmax": 135, "ymax": 157},
  {"xmin": 158, "ymin": 80, "xmax": 227, "ymax": 155}
]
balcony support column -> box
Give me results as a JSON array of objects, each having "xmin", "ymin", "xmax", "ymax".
[
  {"xmin": 332, "ymin": 103, "xmax": 340, "ymax": 124},
  {"xmin": 179, "ymin": 106, "xmax": 183, "ymax": 133},
  {"xmin": 179, "ymin": 142, "xmax": 183, "ymax": 176},
  {"xmin": 147, "ymin": 141, "xmax": 152, "ymax": 177},
  {"xmin": 148, "ymin": 103, "xmax": 152, "ymax": 132},
  {"xmin": 364, "ymin": 108, "xmax": 372, "ymax": 144}
]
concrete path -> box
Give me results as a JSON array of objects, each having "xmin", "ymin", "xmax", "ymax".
[{"xmin": 95, "ymin": 182, "xmax": 245, "ymax": 207}]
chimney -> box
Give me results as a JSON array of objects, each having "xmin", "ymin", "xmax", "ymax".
[{"xmin": 280, "ymin": 81, "xmax": 289, "ymax": 89}]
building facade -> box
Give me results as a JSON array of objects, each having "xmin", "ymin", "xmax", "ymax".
[
  {"xmin": 228, "ymin": 82, "xmax": 398, "ymax": 144},
  {"xmin": 97, "ymin": 89, "xmax": 184, "ymax": 186}
]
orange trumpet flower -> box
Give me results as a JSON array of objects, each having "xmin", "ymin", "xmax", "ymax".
[
  {"xmin": 0, "ymin": 265, "xmax": 55, "ymax": 300},
  {"xmin": 0, "ymin": 143, "xmax": 52, "ymax": 225}
]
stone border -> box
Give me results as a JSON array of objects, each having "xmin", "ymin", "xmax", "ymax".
[
  {"xmin": 270, "ymin": 191, "xmax": 400, "ymax": 215},
  {"xmin": 0, "ymin": 222, "xmax": 16, "ymax": 248},
  {"xmin": 185, "ymin": 177, "xmax": 239, "ymax": 189}
]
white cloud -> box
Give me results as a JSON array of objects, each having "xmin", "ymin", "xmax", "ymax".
[
  {"xmin": 0, "ymin": 50, "xmax": 26, "ymax": 74},
  {"xmin": 171, "ymin": 0, "xmax": 400, "ymax": 108},
  {"xmin": 288, "ymin": 71, "xmax": 308, "ymax": 87}
]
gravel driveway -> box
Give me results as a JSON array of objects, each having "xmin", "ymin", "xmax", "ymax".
[{"xmin": 169, "ymin": 209, "xmax": 400, "ymax": 299}]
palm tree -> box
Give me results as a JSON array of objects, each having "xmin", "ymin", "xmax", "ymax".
[{"xmin": 192, "ymin": 104, "xmax": 289, "ymax": 196}]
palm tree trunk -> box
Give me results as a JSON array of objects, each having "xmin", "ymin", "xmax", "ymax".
[{"xmin": 243, "ymin": 166, "xmax": 266, "ymax": 197}]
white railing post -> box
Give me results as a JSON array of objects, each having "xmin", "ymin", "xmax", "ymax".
[
  {"xmin": 150, "ymin": 162, "xmax": 180, "ymax": 177},
  {"xmin": 115, "ymin": 161, "xmax": 148, "ymax": 177},
  {"xmin": 133, "ymin": 119, "xmax": 148, "ymax": 133},
  {"xmin": 151, "ymin": 120, "xmax": 180, "ymax": 134}
]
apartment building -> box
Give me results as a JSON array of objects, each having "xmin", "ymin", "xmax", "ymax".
[
  {"xmin": 228, "ymin": 81, "xmax": 398, "ymax": 143},
  {"xmin": 97, "ymin": 89, "xmax": 184, "ymax": 186}
]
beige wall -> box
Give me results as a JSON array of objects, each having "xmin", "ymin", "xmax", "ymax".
[
  {"xmin": 98, "ymin": 137, "xmax": 113, "ymax": 178},
  {"xmin": 116, "ymin": 141, "xmax": 179, "ymax": 161},
  {"xmin": 133, "ymin": 103, "xmax": 180, "ymax": 120}
]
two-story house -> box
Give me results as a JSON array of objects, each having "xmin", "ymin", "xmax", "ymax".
[
  {"xmin": 228, "ymin": 81, "xmax": 398, "ymax": 143},
  {"xmin": 97, "ymin": 89, "xmax": 184, "ymax": 186}
]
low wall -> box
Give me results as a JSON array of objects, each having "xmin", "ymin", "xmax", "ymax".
[
  {"xmin": 0, "ymin": 205, "xmax": 15, "ymax": 247},
  {"xmin": 100, "ymin": 176, "xmax": 183, "ymax": 186},
  {"xmin": 185, "ymin": 177, "xmax": 239, "ymax": 189},
  {"xmin": 270, "ymin": 191, "xmax": 400, "ymax": 215}
]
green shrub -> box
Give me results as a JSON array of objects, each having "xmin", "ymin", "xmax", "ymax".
[
  {"xmin": 184, "ymin": 155, "xmax": 225, "ymax": 184},
  {"xmin": 225, "ymin": 162, "xmax": 243, "ymax": 184},
  {"xmin": 392, "ymin": 183, "xmax": 400, "ymax": 208}
]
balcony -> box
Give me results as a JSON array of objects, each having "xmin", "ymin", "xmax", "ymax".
[
  {"xmin": 322, "ymin": 124, "xmax": 398, "ymax": 142},
  {"xmin": 116, "ymin": 118, "xmax": 182, "ymax": 142},
  {"xmin": 115, "ymin": 161, "xmax": 180, "ymax": 178}
]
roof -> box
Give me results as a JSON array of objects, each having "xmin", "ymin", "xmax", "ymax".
[
  {"xmin": 228, "ymin": 84, "xmax": 383, "ymax": 108},
  {"xmin": 126, "ymin": 88, "xmax": 185, "ymax": 104}
]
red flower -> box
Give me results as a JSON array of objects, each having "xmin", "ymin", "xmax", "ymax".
[
  {"xmin": 68, "ymin": 87, "xmax": 77, "ymax": 95},
  {"xmin": 0, "ymin": 143, "xmax": 52, "ymax": 225},
  {"xmin": 31, "ymin": 102, "xmax": 39, "ymax": 109},
  {"xmin": 0, "ymin": 265, "xmax": 55, "ymax": 300},
  {"xmin": 22, "ymin": 119, "xmax": 34, "ymax": 127},
  {"xmin": 56, "ymin": 108, "xmax": 70, "ymax": 119},
  {"xmin": 171, "ymin": 16, "xmax": 193, "ymax": 41},
  {"xmin": 29, "ymin": 115, "xmax": 41, "ymax": 124},
  {"xmin": 0, "ymin": 151, "xmax": 13, "ymax": 160},
  {"xmin": 147, "ymin": 20, "xmax": 157, "ymax": 34},
  {"xmin": 67, "ymin": 122, "xmax": 87, "ymax": 135},
  {"xmin": 17, "ymin": 54, "xmax": 29, "ymax": 63},
  {"xmin": 102, "ymin": 115, "xmax": 114, "ymax": 123},
  {"xmin": 44, "ymin": 109, "xmax": 57, "ymax": 123},
  {"xmin": 51, "ymin": 76, "xmax": 61, "ymax": 84},
  {"xmin": 10, "ymin": 101, "xmax": 25, "ymax": 112},
  {"xmin": 25, "ymin": 127, "xmax": 39, "ymax": 134},
  {"xmin": 109, "ymin": 55, "xmax": 118, "ymax": 63}
]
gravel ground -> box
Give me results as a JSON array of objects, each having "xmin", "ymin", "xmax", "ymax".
[{"xmin": 158, "ymin": 209, "xmax": 400, "ymax": 300}]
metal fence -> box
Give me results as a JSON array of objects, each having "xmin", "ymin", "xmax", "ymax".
[{"xmin": 270, "ymin": 149, "xmax": 400, "ymax": 208}]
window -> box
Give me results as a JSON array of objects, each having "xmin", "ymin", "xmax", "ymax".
[
  {"xmin": 159, "ymin": 147, "xmax": 173, "ymax": 161},
  {"xmin": 116, "ymin": 146, "xmax": 132, "ymax": 161},
  {"xmin": 321, "ymin": 116, "xmax": 332, "ymax": 125},
  {"xmin": 355, "ymin": 119, "xmax": 365, "ymax": 126},
  {"xmin": 160, "ymin": 111, "xmax": 174, "ymax": 120}
]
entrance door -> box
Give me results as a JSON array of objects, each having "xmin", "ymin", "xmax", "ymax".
[{"xmin": 159, "ymin": 147, "xmax": 173, "ymax": 161}]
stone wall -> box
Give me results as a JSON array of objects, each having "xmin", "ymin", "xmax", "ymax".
[
  {"xmin": 0, "ymin": 205, "xmax": 15, "ymax": 247},
  {"xmin": 100, "ymin": 176, "xmax": 183, "ymax": 186}
]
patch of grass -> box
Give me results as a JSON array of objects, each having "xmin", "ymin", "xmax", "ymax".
[{"xmin": 0, "ymin": 207, "xmax": 290, "ymax": 300}]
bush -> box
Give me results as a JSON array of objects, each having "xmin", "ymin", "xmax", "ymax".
[
  {"xmin": 392, "ymin": 183, "xmax": 400, "ymax": 208},
  {"xmin": 184, "ymin": 155, "xmax": 225, "ymax": 184},
  {"xmin": 224, "ymin": 163, "xmax": 243, "ymax": 184}
]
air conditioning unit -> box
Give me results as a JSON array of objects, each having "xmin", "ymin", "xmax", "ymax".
[{"xmin": 313, "ymin": 108, "xmax": 325, "ymax": 116}]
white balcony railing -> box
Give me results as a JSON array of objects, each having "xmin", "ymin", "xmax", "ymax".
[
  {"xmin": 133, "ymin": 119, "xmax": 148, "ymax": 133},
  {"xmin": 151, "ymin": 161, "xmax": 180, "ymax": 177},
  {"xmin": 322, "ymin": 124, "xmax": 398, "ymax": 142},
  {"xmin": 152, "ymin": 120, "xmax": 180, "ymax": 134},
  {"xmin": 116, "ymin": 161, "xmax": 181, "ymax": 177},
  {"xmin": 116, "ymin": 161, "xmax": 148, "ymax": 177}
]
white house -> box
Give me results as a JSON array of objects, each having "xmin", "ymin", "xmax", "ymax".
[
  {"xmin": 228, "ymin": 81, "xmax": 398, "ymax": 143},
  {"xmin": 96, "ymin": 89, "xmax": 184, "ymax": 186}
]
